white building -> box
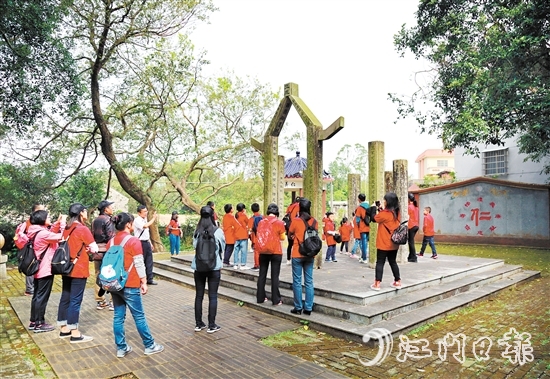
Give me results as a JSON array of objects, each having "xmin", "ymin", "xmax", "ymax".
[{"xmin": 454, "ymin": 138, "xmax": 549, "ymax": 185}]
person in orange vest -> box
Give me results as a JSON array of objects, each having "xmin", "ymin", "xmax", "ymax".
[
  {"xmin": 338, "ymin": 217, "xmax": 352, "ymax": 254},
  {"xmin": 407, "ymin": 193, "xmax": 419, "ymax": 262},
  {"xmin": 418, "ymin": 206, "xmax": 438, "ymax": 259},
  {"xmin": 233, "ymin": 203, "xmax": 250, "ymax": 269},
  {"xmin": 222, "ymin": 204, "xmax": 239, "ymax": 267},
  {"xmin": 248, "ymin": 203, "xmax": 263, "ymax": 271},
  {"xmin": 354, "ymin": 194, "xmax": 370, "ymax": 263},
  {"xmin": 349, "ymin": 212, "xmax": 361, "ymax": 259},
  {"xmin": 323, "ymin": 212, "xmax": 338, "ymax": 262},
  {"xmin": 284, "ymin": 196, "xmax": 301, "ymax": 265}
]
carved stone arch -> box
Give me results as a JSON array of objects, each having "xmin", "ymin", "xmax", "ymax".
[{"xmin": 251, "ymin": 83, "xmax": 344, "ymax": 219}]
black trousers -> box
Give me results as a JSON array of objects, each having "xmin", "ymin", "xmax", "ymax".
[
  {"xmin": 340, "ymin": 241, "xmax": 349, "ymax": 252},
  {"xmin": 375, "ymin": 249, "xmax": 400, "ymax": 283},
  {"xmin": 140, "ymin": 240, "xmax": 154, "ymax": 283},
  {"xmin": 194, "ymin": 270, "xmax": 221, "ymax": 328},
  {"xmin": 256, "ymin": 254, "xmax": 282, "ymax": 304},
  {"xmin": 30, "ymin": 275, "xmax": 54, "ymax": 324},
  {"xmin": 407, "ymin": 226, "xmax": 419, "ymax": 261},
  {"xmin": 223, "ymin": 244, "xmax": 234, "ymax": 265}
]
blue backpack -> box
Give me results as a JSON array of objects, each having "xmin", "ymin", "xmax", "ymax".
[{"xmin": 98, "ymin": 235, "xmax": 133, "ymax": 292}]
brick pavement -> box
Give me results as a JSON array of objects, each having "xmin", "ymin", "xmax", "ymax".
[
  {"xmin": 2, "ymin": 256, "xmax": 549, "ymax": 379},
  {"xmin": 2, "ymin": 264, "xmax": 344, "ymax": 379}
]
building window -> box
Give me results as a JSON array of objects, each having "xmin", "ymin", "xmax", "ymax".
[
  {"xmin": 437, "ymin": 160, "xmax": 448, "ymax": 167},
  {"xmin": 483, "ymin": 149, "xmax": 508, "ymax": 175}
]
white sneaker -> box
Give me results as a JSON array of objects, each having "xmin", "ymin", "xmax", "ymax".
[
  {"xmin": 286, "ymin": 260, "xmax": 291, "ymax": 266},
  {"xmin": 240, "ymin": 266, "xmax": 251, "ymax": 270},
  {"xmin": 233, "ymin": 265, "xmax": 239, "ymax": 269}
]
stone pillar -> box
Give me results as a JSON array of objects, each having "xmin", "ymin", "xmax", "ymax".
[
  {"xmin": 368, "ymin": 141, "xmax": 385, "ymax": 267},
  {"xmin": 0, "ymin": 233, "xmax": 7, "ymax": 280},
  {"xmin": 277, "ymin": 155, "xmax": 285, "ymax": 214},
  {"xmin": 393, "ymin": 159, "xmax": 409, "ymax": 264},
  {"xmin": 262, "ymin": 135, "xmax": 279, "ymax": 209},
  {"xmin": 348, "ymin": 174, "xmax": 361, "ymax": 219},
  {"xmin": 384, "ymin": 171, "xmax": 394, "ymax": 193},
  {"xmin": 304, "ymin": 127, "xmax": 323, "ymax": 221}
]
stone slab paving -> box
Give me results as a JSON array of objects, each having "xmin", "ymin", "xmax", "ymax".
[{"xmin": 7, "ymin": 274, "xmax": 346, "ymax": 379}]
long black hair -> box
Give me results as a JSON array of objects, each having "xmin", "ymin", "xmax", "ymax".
[
  {"xmin": 298, "ymin": 198, "xmax": 312, "ymax": 222},
  {"xmin": 194, "ymin": 206, "xmax": 217, "ymax": 237},
  {"xmin": 408, "ymin": 193, "xmax": 418, "ymax": 207},
  {"xmin": 384, "ymin": 192, "xmax": 400, "ymax": 220}
]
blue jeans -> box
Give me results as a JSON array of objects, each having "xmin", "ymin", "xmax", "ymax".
[
  {"xmin": 351, "ymin": 239, "xmax": 360, "ymax": 255},
  {"xmin": 111, "ymin": 287, "xmax": 155, "ymax": 350},
  {"xmin": 420, "ymin": 236, "xmax": 437, "ymax": 255},
  {"xmin": 233, "ymin": 239, "xmax": 248, "ymax": 266},
  {"xmin": 169, "ymin": 234, "xmax": 180, "ymax": 255},
  {"xmin": 57, "ymin": 276, "xmax": 86, "ymax": 330},
  {"xmin": 291, "ymin": 257, "xmax": 314, "ymax": 311},
  {"xmin": 360, "ymin": 232, "xmax": 369, "ymax": 261},
  {"xmin": 325, "ymin": 245, "xmax": 336, "ymax": 261}
]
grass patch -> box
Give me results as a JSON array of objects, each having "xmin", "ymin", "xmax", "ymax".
[
  {"xmin": 260, "ymin": 328, "xmax": 326, "ymax": 347},
  {"xmin": 430, "ymin": 243, "xmax": 550, "ymax": 276}
]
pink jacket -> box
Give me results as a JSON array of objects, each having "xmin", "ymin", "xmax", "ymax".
[{"xmin": 28, "ymin": 222, "xmax": 66, "ymax": 279}]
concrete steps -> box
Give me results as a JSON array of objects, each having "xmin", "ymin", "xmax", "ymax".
[{"xmin": 153, "ymin": 254, "xmax": 539, "ymax": 342}]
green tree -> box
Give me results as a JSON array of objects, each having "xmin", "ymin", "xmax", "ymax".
[
  {"xmin": 328, "ymin": 144, "xmax": 369, "ymax": 199},
  {"xmin": 0, "ymin": 162, "xmax": 58, "ymax": 220},
  {"xmin": 0, "ymin": 0, "xmax": 81, "ymax": 136},
  {"xmin": 390, "ymin": 0, "xmax": 550, "ymax": 174},
  {"xmin": 54, "ymin": 168, "xmax": 106, "ymax": 216}
]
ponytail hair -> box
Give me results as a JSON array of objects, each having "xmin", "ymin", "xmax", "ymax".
[{"xmin": 113, "ymin": 212, "xmax": 135, "ymax": 231}]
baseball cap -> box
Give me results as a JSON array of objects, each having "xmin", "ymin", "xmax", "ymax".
[
  {"xmin": 69, "ymin": 203, "xmax": 88, "ymax": 217},
  {"xmin": 98, "ymin": 200, "xmax": 114, "ymax": 211}
]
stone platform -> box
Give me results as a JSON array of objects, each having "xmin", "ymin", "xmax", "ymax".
[{"xmin": 154, "ymin": 251, "xmax": 539, "ymax": 343}]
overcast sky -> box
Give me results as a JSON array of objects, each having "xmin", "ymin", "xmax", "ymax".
[{"xmin": 190, "ymin": 0, "xmax": 442, "ymax": 178}]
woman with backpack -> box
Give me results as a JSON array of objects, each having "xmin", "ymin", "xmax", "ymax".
[
  {"xmin": 108, "ymin": 212, "xmax": 164, "ymax": 357},
  {"xmin": 370, "ymin": 192, "xmax": 402, "ymax": 291},
  {"xmin": 255, "ymin": 203, "xmax": 286, "ymax": 305},
  {"xmin": 28, "ymin": 210, "xmax": 66, "ymax": 333},
  {"xmin": 192, "ymin": 206, "xmax": 225, "ymax": 333},
  {"xmin": 288, "ymin": 198, "xmax": 318, "ymax": 315},
  {"xmin": 57, "ymin": 203, "xmax": 97, "ymax": 343}
]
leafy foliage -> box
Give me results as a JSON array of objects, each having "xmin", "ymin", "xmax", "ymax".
[
  {"xmin": 328, "ymin": 143, "xmax": 369, "ymax": 200},
  {"xmin": 391, "ymin": 0, "xmax": 550, "ymax": 174},
  {"xmin": 54, "ymin": 168, "xmax": 106, "ymax": 215},
  {"xmin": 0, "ymin": 162, "xmax": 58, "ymax": 219},
  {"xmin": 0, "ymin": 0, "xmax": 81, "ymax": 136}
]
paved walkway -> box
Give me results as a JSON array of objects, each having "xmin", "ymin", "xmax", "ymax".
[{"xmin": 2, "ymin": 264, "xmax": 345, "ymax": 379}]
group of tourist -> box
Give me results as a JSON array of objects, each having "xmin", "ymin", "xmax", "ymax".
[
  {"xmin": 16, "ymin": 192, "xmax": 438, "ymax": 357},
  {"xmin": 16, "ymin": 202, "xmax": 164, "ymax": 357}
]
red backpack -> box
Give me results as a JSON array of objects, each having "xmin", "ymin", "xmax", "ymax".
[{"xmin": 255, "ymin": 218, "xmax": 280, "ymax": 254}]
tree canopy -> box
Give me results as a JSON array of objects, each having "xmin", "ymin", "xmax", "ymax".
[
  {"xmin": 0, "ymin": 0, "xmax": 81, "ymax": 136},
  {"xmin": 0, "ymin": 0, "xmax": 278, "ymax": 251},
  {"xmin": 391, "ymin": 0, "xmax": 550, "ymax": 174}
]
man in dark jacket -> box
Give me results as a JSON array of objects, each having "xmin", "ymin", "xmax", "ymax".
[{"xmin": 91, "ymin": 200, "xmax": 115, "ymax": 310}]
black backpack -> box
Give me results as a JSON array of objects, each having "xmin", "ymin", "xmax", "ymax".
[
  {"xmin": 282, "ymin": 213, "xmax": 291, "ymax": 232},
  {"xmin": 195, "ymin": 229, "xmax": 221, "ymax": 272},
  {"xmin": 51, "ymin": 226, "xmax": 84, "ymax": 275},
  {"xmin": 298, "ymin": 219, "xmax": 322, "ymax": 258},
  {"xmin": 18, "ymin": 230, "xmax": 47, "ymax": 276}
]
